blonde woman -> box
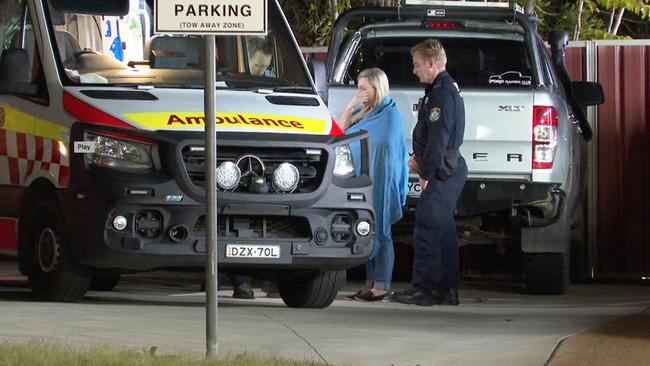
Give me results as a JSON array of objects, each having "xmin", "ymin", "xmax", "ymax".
[{"xmin": 339, "ymin": 68, "xmax": 409, "ymax": 301}]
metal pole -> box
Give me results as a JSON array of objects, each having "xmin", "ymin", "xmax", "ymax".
[
  {"xmin": 204, "ymin": 34, "xmax": 219, "ymax": 358},
  {"xmin": 585, "ymin": 40, "xmax": 598, "ymax": 279}
]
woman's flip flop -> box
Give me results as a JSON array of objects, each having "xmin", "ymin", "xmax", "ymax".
[
  {"xmin": 355, "ymin": 290, "xmax": 389, "ymax": 302},
  {"xmin": 345, "ymin": 289, "xmax": 368, "ymax": 300}
]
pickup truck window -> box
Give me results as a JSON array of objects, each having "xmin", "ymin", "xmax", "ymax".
[{"xmin": 345, "ymin": 37, "xmax": 533, "ymax": 89}]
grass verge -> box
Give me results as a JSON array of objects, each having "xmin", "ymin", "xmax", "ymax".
[{"xmin": 0, "ymin": 340, "xmax": 333, "ymax": 366}]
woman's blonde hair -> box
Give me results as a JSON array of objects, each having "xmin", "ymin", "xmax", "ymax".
[{"xmin": 352, "ymin": 67, "xmax": 390, "ymax": 123}]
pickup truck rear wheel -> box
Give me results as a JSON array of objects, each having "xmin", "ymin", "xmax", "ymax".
[
  {"xmin": 23, "ymin": 201, "xmax": 91, "ymax": 302},
  {"xmin": 278, "ymin": 270, "xmax": 345, "ymax": 308},
  {"xmin": 525, "ymin": 252, "xmax": 570, "ymax": 295}
]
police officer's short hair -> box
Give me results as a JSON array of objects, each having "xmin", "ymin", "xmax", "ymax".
[{"xmin": 411, "ymin": 39, "xmax": 447, "ymax": 69}]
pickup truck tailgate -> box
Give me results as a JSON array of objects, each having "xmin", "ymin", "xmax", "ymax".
[
  {"xmin": 328, "ymin": 86, "xmax": 534, "ymax": 179},
  {"xmin": 461, "ymin": 90, "xmax": 534, "ymax": 177}
]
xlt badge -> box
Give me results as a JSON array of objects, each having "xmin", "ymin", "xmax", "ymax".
[{"xmin": 498, "ymin": 105, "xmax": 525, "ymax": 112}]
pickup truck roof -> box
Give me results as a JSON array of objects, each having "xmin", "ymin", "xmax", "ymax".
[{"xmin": 358, "ymin": 20, "xmax": 526, "ymax": 35}]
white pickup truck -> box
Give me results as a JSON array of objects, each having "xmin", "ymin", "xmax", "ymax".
[{"xmin": 312, "ymin": 1, "xmax": 604, "ymax": 294}]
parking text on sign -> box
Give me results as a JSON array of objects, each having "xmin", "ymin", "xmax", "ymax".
[{"xmin": 155, "ymin": 0, "xmax": 267, "ymax": 35}]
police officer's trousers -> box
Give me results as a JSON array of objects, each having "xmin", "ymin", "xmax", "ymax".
[
  {"xmin": 412, "ymin": 194, "xmax": 459, "ymax": 291},
  {"xmin": 411, "ymin": 187, "xmax": 460, "ymax": 293}
]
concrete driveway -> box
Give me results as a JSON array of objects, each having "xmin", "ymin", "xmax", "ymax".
[{"xmin": 1, "ymin": 263, "xmax": 649, "ymax": 366}]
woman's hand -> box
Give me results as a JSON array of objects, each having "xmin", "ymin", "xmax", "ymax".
[
  {"xmin": 339, "ymin": 90, "xmax": 368, "ymax": 131},
  {"xmin": 408, "ymin": 155, "xmax": 420, "ymax": 174},
  {"xmin": 410, "ymin": 155, "xmax": 427, "ymax": 190},
  {"xmin": 419, "ymin": 178, "xmax": 428, "ymax": 192},
  {"xmin": 346, "ymin": 90, "xmax": 368, "ymax": 111}
]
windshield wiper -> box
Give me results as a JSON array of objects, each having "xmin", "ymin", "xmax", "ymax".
[
  {"xmin": 108, "ymin": 83, "xmax": 204, "ymax": 89},
  {"xmin": 155, "ymin": 83, "xmax": 204, "ymax": 89},
  {"xmin": 272, "ymin": 86, "xmax": 316, "ymax": 95}
]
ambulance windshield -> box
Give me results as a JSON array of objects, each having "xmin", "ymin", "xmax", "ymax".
[{"xmin": 45, "ymin": 0, "xmax": 313, "ymax": 91}]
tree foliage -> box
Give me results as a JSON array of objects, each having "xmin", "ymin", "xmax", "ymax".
[
  {"xmin": 280, "ymin": 0, "xmax": 650, "ymax": 46},
  {"xmin": 532, "ymin": 0, "xmax": 650, "ymax": 39},
  {"xmin": 279, "ymin": 0, "xmax": 400, "ymax": 46}
]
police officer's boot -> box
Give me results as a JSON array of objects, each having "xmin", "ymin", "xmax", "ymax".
[
  {"xmin": 393, "ymin": 287, "xmax": 435, "ymax": 306},
  {"xmin": 233, "ymin": 286, "xmax": 255, "ymax": 299},
  {"xmin": 438, "ymin": 288, "xmax": 459, "ymax": 305}
]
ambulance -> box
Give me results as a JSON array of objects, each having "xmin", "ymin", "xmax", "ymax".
[{"xmin": 0, "ymin": 0, "xmax": 374, "ymax": 308}]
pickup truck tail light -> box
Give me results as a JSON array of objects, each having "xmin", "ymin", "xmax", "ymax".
[
  {"xmin": 422, "ymin": 20, "xmax": 462, "ymax": 29},
  {"xmin": 532, "ymin": 106, "xmax": 558, "ymax": 169}
]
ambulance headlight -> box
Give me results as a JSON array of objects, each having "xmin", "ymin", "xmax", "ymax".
[
  {"xmin": 216, "ymin": 161, "xmax": 241, "ymax": 191},
  {"xmin": 272, "ymin": 163, "xmax": 300, "ymax": 192},
  {"xmin": 85, "ymin": 133, "xmax": 154, "ymax": 172},
  {"xmin": 333, "ymin": 145, "xmax": 355, "ymax": 178}
]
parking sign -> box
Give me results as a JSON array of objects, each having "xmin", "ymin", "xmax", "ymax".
[{"xmin": 154, "ymin": 0, "xmax": 267, "ymax": 35}]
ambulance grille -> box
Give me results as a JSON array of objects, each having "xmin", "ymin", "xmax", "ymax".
[
  {"xmin": 193, "ymin": 215, "xmax": 312, "ymax": 240},
  {"xmin": 181, "ymin": 145, "xmax": 326, "ymax": 193}
]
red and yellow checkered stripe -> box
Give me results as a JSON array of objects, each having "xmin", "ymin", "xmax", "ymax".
[
  {"xmin": 0, "ymin": 105, "xmax": 70, "ymax": 188},
  {"xmin": 0, "ymin": 129, "xmax": 70, "ymax": 187}
]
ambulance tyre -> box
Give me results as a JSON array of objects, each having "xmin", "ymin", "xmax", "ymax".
[
  {"xmin": 89, "ymin": 273, "xmax": 121, "ymax": 291},
  {"xmin": 278, "ymin": 270, "xmax": 345, "ymax": 309},
  {"xmin": 24, "ymin": 200, "xmax": 91, "ymax": 302}
]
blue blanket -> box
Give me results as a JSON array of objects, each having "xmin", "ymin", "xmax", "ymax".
[{"xmin": 346, "ymin": 97, "xmax": 409, "ymax": 249}]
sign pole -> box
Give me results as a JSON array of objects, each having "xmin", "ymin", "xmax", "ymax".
[
  {"xmin": 204, "ymin": 34, "xmax": 219, "ymax": 358},
  {"xmin": 154, "ymin": 0, "xmax": 268, "ymax": 359}
]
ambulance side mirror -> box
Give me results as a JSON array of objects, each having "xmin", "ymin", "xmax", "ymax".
[
  {"xmin": 0, "ymin": 49, "xmax": 36, "ymax": 95},
  {"xmin": 308, "ymin": 59, "xmax": 328, "ymax": 104}
]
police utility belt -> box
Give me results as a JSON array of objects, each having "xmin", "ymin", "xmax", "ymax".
[
  {"xmin": 437, "ymin": 149, "xmax": 460, "ymax": 181},
  {"xmin": 413, "ymin": 141, "xmax": 460, "ymax": 182}
]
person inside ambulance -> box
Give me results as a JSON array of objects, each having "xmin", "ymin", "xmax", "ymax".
[{"xmin": 246, "ymin": 36, "xmax": 275, "ymax": 77}]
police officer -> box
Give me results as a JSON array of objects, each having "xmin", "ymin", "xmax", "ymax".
[{"xmin": 393, "ymin": 39, "xmax": 467, "ymax": 306}]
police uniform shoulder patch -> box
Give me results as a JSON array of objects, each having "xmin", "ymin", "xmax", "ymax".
[{"xmin": 429, "ymin": 107, "xmax": 441, "ymax": 123}]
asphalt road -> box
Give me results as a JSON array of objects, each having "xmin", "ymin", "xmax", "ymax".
[{"xmin": 1, "ymin": 261, "xmax": 650, "ymax": 366}]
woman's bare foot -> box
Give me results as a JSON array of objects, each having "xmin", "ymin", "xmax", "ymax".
[{"xmin": 370, "ymin": 288, "xmax": 388, "ymax": 297}]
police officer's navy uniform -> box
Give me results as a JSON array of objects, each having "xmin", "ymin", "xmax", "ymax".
[{"xmin": 411, "ymin": 70, "xmax": 467, "ymax": 300}]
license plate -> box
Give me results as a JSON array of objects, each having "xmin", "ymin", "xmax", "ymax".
[
  {"xmin": 225, "ymin": 244, "xmax": 280, "ymax": 258},
  {"xmin": 407, "ymin": 181, "xmax": 422, "ymax": 197}
]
